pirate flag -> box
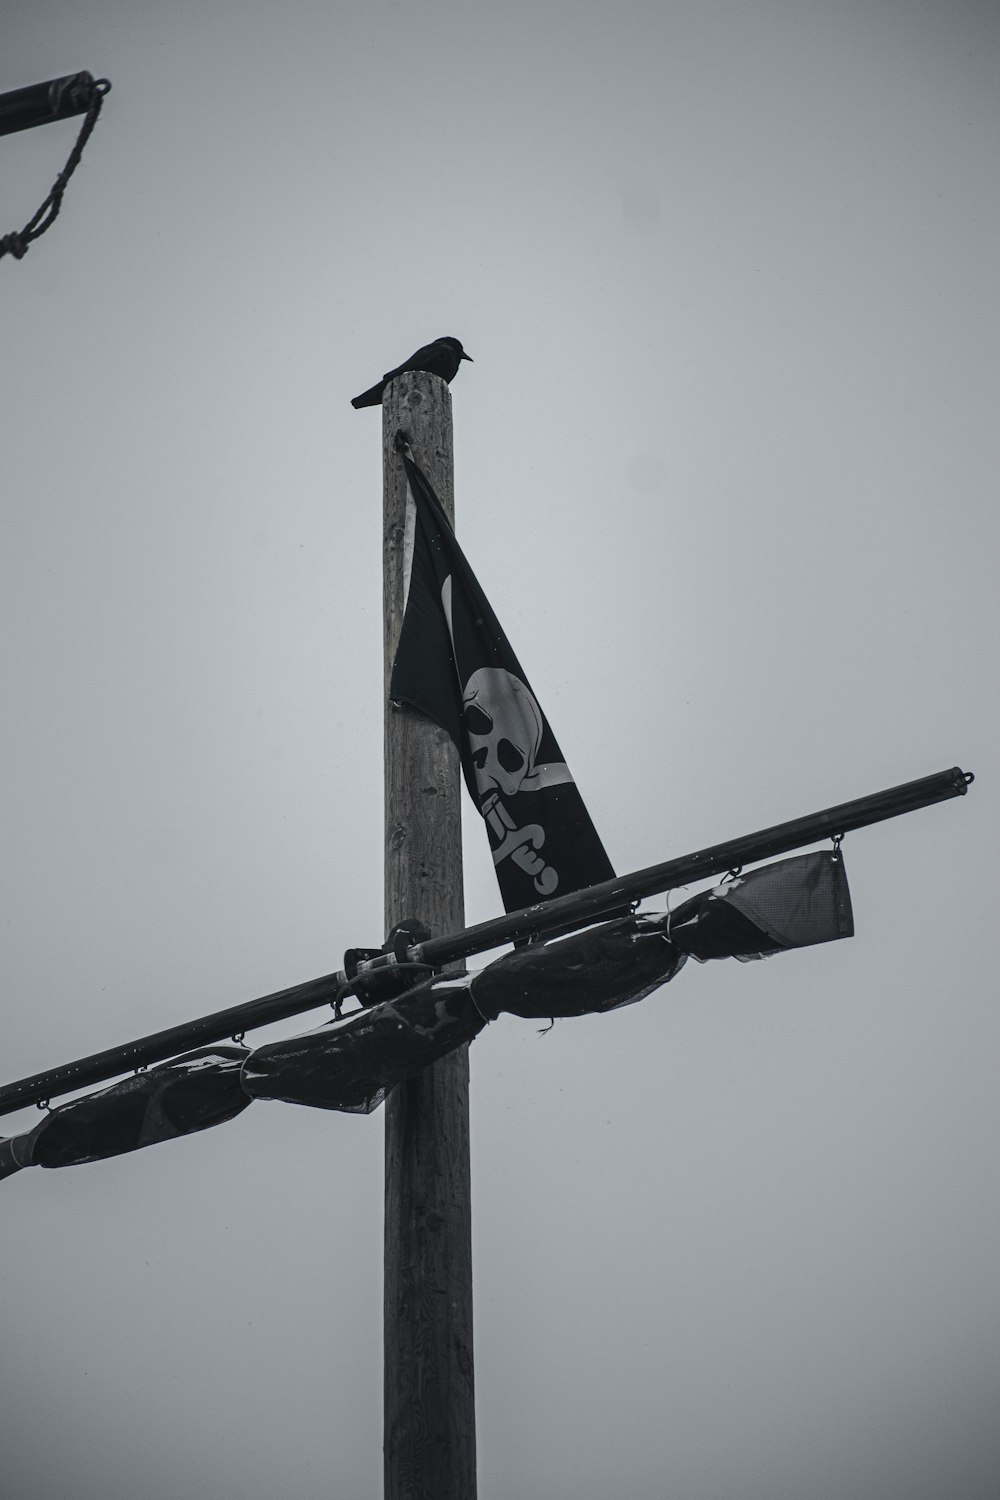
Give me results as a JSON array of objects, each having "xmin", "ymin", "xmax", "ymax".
[{"xmin": 390, "ymin": 455, "xmax": 616, "ymax": 913}]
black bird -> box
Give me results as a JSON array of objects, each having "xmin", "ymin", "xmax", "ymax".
[{"xmin": 351, "ymin": 336, "xmax": 473, "ymax": 409}]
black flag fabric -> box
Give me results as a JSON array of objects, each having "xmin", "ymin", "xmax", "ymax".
[{"xmin": 390, "ymin": 455, "xmax": 616, "ymax": 912}]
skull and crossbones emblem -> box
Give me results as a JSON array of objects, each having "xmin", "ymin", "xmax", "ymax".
[
  {"xmin": 461, "ymin": 667, "xmax": 546, "ymax": 800},
  {"xmin": 437, "ymin": 572, "xmax": 574, "ymax": 895}
]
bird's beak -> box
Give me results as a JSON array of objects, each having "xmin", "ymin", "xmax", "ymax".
[{"xmin": 461, "ymin": 352, "xmax": 474, "ymax": 361}]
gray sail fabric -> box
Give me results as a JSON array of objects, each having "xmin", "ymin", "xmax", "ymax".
[
  {"xmin": 1, "ymin": 853, "xmax": 854, "ymax": 1178},
  {"xmin": 666, "ymin": 850, "xmax": 854, "ymax": 961},
  {"xmin": 471, "ymin": 917, "xmax": 686, "ymax": 1019}
]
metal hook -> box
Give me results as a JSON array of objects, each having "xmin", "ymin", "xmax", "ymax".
[
  {"xmin": 36, "ymin": 1098, "xmax": 51, "ymax": 1113},
  {"xmin": 831, "ymin": 832, "xmax": 844, "ymax": 860},
  {"xmin": 664, "ymin": 885, "xmax": 689, "ymax": 942},
  {"xmin": 331, "ymin": 980, "xmax": 355, "ymax": 1019},
  {"xmin": 232, "ymin": 1032, "xmax": 248, "ymax": 1049}
]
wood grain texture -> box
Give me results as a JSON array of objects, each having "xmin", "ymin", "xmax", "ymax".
[{"xmin": 382, "ymin": 370, "xmax": 476, "ymax": 1500}]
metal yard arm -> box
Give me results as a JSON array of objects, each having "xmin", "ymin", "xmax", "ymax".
[
  {"xmin": 414, "ymin": 765, "xmax": 974, "ymax": 968},
  {"xmin": 0, "ymin": 765, "xmax": 973, "ymax": 1118},
  {"xmin": 0, "ymin": 73, "xmax": 106, "ymax": 137}
]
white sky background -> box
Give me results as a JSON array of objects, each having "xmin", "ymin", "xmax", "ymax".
[{"xmin": 1, "ymin": 2, "xmax": 997, "ymax": 1497}]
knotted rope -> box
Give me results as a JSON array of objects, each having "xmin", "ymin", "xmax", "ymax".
[{"xmin": 1, "ymin": 77, "xmax": 110, "ymax": 262}]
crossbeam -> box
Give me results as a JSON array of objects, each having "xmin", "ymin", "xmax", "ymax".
[
  {"xmin": 0, "ymin": 73, "xmax": 104, "ymax": 137},
  {"xmin": 0, "ymin": 765, "xmax": 972, "ymax": 1118}
]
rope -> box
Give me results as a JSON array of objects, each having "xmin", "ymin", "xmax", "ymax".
[{"xmin": 1, "ymin": 78, "xmax": 110, "ymax": 262}]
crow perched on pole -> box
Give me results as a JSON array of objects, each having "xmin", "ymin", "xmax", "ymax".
[{"xmin": 351, "ymin": 336, "xmax": 473, "ymax": 409}]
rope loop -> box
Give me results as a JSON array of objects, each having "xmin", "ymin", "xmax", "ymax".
[{"xmin": 1, "ymin": 77, "xmax": 110, "ymax": 262}]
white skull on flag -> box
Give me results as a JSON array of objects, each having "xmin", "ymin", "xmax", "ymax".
[{"xmin": 461, "ymin": 667, "xmax": 544, "ymax": 799}]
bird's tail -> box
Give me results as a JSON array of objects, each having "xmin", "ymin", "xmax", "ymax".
[{"xmin": 351, "ymin": 383, "xmax": 385, "ymax": 409}]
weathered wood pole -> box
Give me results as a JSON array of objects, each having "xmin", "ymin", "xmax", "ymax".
[{"xmin": 382, "ymin": 370, "xmax": 476, "ymax": 1499}]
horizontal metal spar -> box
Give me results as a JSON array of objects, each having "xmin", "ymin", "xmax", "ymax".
[
  {"xmin": 411, "ymin": 765, "xmax": 975, "ymax": 970},
  {"xmin": 0, "ymin": 73, "xmax": 109, "ymax": 137},
  {"xmin": 0, "ymin": 972, "xmax": 346, "ymax": 1120},
  {"xmin": 0, "ymin": 764, "xmax": 973, "ymax": 1118}
]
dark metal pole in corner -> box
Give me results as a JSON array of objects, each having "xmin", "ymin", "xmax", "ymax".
[
  {"xmin": 0, "ymin": 73, "xmax": 104, "ymax": 137},
  {"xmin": 381, "ymin": 371, "xmax": 476, "ymax": 1499}
]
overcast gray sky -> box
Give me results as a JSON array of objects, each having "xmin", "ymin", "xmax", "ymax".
[{"xmin": 2, "ymin": 3, "xmax": 998, "ymax": 1498}]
